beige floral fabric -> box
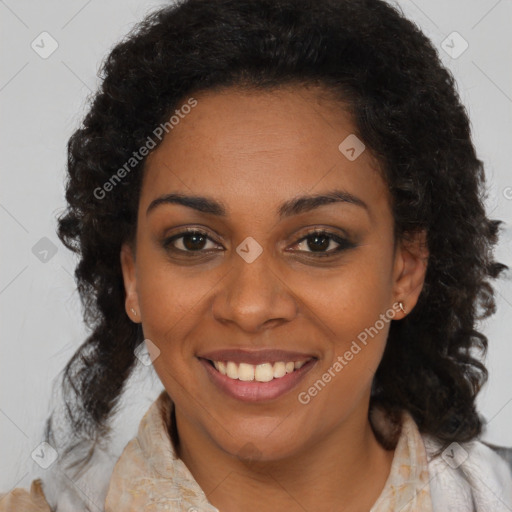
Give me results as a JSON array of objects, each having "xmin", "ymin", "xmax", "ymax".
[
  {"xmin": 0, "ymin": 479, "xmax": 51, "ymax": 512},
  {"xmin": 370, "ymin": 406, "xmax": 433, "ymax": 511},
  {"xmin": 104, "ymin": 390, "xmax": 218, "ymax": 512},
  {"xmin": 0, "ymin": 390, "xmax": 434, "ymax": 511}
]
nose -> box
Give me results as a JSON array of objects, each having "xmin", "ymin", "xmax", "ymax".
[{"xmin": 211, "ymin": 246, "xmax": 298, "ymax": 332}]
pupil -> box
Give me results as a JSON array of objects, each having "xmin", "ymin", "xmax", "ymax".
[
  {"xmin": 308, "ymin": 234, "xmax": 329, "ymax": 252},
  {"xmin": 184, "ymin": 233, "xmax": 206, "ymax": 251}
]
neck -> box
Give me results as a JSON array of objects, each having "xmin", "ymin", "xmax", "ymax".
[{"xmin": 174, "ymin": 401, "xmax": 395, "ymax": 512}]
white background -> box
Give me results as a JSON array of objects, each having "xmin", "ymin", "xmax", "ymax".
[{"xmin": 1, "ymin": 0, "xmax": 511, "ymax": 492}]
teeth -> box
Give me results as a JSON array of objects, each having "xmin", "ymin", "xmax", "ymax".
[
  {"xmin": 255, "ymin": 363, "xmax": 274, "ymax": 382},
  {"xmin": 273, "ymin": 362, "xmax": 286, "ymax": 378},
  {"xmin": 238, "ymin": 363, "xmax": 255, "ymax": 381},
  {"xmin": 226, "ymin": 361, "xmax": 238, "ymax": 379},
  {"xmin": 210, "ymin": 359, "xmax": 310, "ymax": 382}
]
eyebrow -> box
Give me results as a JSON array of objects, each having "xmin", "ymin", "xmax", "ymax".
[{"xmin": 146, "ymin": 189, "xmax": 369, "ymax": 219}]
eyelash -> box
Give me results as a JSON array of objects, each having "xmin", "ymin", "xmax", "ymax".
[{"xmin": 162, "ymin": 228, "xmax": 355, "ymax": 258}]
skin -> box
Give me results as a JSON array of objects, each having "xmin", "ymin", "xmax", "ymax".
[{"xmin": 120, "ymin": 85, "xmax": 429, "ymax": 512}]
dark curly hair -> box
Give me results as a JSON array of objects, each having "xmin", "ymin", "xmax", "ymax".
[{"xmin": 47, "ymin": 0, "xmax": 508, "ymax": 475}]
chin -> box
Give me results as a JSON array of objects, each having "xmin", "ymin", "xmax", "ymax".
[{"xmin": 218, "ymin": 431, "xmax": 303, "ymax": 464}]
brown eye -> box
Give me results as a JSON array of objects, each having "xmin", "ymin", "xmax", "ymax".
[
  {"xmin": 163, "ymin": 230, "xmax": 220, "ymax": 253},
  {"xmin": 303, "ymin": 233, "xmax": 331, "ymax": 252},
  {"xmin": 180, "ymin": 232, "xmax": 208, "ymax": 251},
  {"xmin": 293, "ymin": 230, "xmax": 355, "ymax": 256}
]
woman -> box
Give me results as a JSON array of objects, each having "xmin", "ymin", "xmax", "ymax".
[{"xmin": 1, "ymin": 0, "xmax": 511, "ymax": 510}]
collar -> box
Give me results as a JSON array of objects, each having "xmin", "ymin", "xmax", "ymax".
[
  {"xmin": 369, "ymin": 405, "xmax": 433, "ymax": 511},
  {"xmin": 105, "ymin": 390, "xmax": 218, "ymax": 512},
  {"xmin": 105, "ymin": 390, "xmax": 433, "ymax": 511}
]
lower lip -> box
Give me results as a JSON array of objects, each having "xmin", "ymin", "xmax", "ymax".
[{"xmin": 198, "ymin": 357, "xmax": 317, "ymax": 402}]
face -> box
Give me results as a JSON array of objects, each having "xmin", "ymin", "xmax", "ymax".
[{"xmin": 121, "ymin": 85, "xmax": 428, "ymax": 462}]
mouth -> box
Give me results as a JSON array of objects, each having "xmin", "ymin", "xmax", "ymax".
[{"xmin": 198, "ymin": 356, "xmax": 317, "ymax": 402}]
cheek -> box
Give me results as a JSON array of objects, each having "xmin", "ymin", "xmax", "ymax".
[
  {"xmin": 135, "ymin": 230, "xmax": 220, "ymax": 314},
  {"xmin": 294, "ymin": 273, "xmax": 393, "ymax": 424},
  {"xmin": 293, "ymin": 245, "xmax": 394, "ymax": 335},
  {"xmin": 134, "ymin": 246, "xmax": 209, "ymax": 354},
  {"xmin": 135, "ymin": 259, "xmax": 210, "ymax": 398},
  {"xmin": 138, "ymin": 271, "xmax": 200, "ymax": 328},
  {"xmin": 291, "ymin": 245, "xmax": 394, "ymax": 384}
]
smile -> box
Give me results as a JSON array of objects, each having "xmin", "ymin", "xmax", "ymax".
[{"xmin": 198, "ymin": 357, "xmax": 317, "ymax": 402}]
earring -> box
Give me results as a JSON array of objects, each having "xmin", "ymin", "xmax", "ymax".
[
  {"xmin": 130, "ymin": 307, "xmax": 137, "ymax": 316},
  {"xmin": 399, "ymin": 301, "xmax": 406, "ymax": 314}
]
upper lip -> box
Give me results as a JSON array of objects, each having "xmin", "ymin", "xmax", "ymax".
[{"xmin": 198, "ymin": 349, "xmax": 317, "ymax": 365}]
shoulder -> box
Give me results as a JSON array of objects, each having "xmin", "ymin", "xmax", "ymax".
[
  {"xmin": 0, "ymin": 479, "xmax": 51, "ymax": 512},
  {"xmin": 422, "ymin": 434, "xmax": 512, "ymax": 512}
]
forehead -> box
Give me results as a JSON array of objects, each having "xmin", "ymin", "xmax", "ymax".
[{"xmin": 140, "ymin": 86, "xmax": 390, "ymax": 219}]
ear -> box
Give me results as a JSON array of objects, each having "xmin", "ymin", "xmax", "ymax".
[
  {"xmin": 391, "ymin": 229, "xmax": 429, "ymax": 319},
  {"xmin": 120, "ymin": 241, "xmax": 140, "ymax": 323}
]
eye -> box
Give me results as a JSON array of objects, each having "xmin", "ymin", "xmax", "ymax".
[
  {"xmin": 291, "ymin": 230, "xmax": 354, "ymax": 257},
  {"xmin": 163, "ymin": 229, "xmax": 222, "ymax": 253},
  {"xmin": 162, "ymin": 228, "xmax": 354, "ymax": 258}
]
